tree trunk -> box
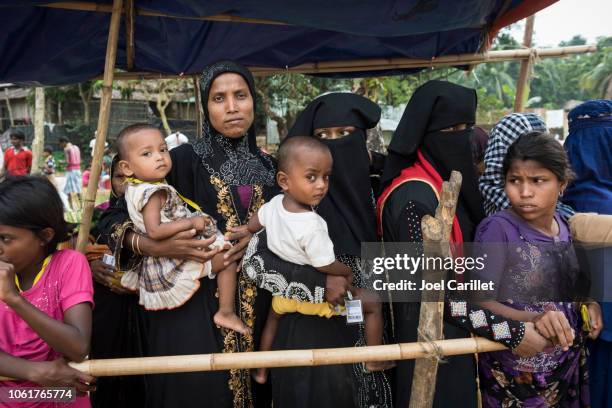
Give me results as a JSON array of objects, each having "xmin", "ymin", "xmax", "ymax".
[
  {"xmin": 157, "ymin": 96, "xmax": 172, "ymax": 136},
  {"xmin": 31, "ymin": 88, "xmax": 45, "ymax": 175},
  {"xmin": 78, "ymin": 83, "xmax": 92, "ymax": 124},
  {"xmin": 256, "ymin": 88, "xmax": 288, "ymax": 140},
  {"xmin": 4, "ymin": 89, "xmax": 14, "ymax": 127},
  {"xmin": 605, "ymin": 76, "xmax": 612, "ymax": 99},
  {"xmin": 58, "ymin": 99, "xmax": 63, "ymax": 125}
]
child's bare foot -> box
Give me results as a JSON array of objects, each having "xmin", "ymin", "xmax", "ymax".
[
  {"xmin": 214, "ymin": 311, "xmax": 252, "ymax": 335},
  {"xmin": 252, "ymin": 368, "xmax": 268, "ymax": 384},
  {"xmin": 364, "ymin": 360, "xmax": 395, "ymax": 372}
]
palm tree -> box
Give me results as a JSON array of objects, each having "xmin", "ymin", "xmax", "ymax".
[{"xmin": 581, "ymin": 46, "xmax": 612, "ymax": 99}]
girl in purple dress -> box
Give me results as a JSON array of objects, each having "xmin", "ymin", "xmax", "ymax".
[{"xmin": 474, "ymin": 131, "xmax": 602, "ymax": 407}]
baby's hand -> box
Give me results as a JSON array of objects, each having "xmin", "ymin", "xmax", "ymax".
[{"xmin": 191, "ymin": 216, "xmax": 208, "ymax": 232}]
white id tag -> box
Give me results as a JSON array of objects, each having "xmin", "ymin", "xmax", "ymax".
[
  {"xmin": 102, "ymin": 253, "xmax": 116, "ymax": 267},
  {"xmin": 345, "ymin": 298, "xmax": 364, "ymax": 325}
]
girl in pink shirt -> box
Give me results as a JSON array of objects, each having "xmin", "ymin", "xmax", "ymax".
[{"xmin": 0, "ymin": 176, "xmax": 95, "ymax": 407}]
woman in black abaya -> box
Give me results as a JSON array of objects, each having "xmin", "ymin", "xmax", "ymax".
[
  {"xmin": 377, "ymin": 80, "xmax": 544, "ymax": 407},
  {"xmin": 112, "ymin": 61, "xmax": 279, "ymax": 408},
  {"xmin": 243, "ymin": 92, "xmax": 392, "ymax": 408}
]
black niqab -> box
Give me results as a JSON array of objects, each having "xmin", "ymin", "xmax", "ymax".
[
  {"xmin": 381, "ymin": 80, "xmax": 485, "ymax": 238},
  {"xmin": 287, "ymin": 93, "xmax": 381, "ymax": 256}
]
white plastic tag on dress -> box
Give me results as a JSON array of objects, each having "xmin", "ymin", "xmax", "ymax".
[
  {"xmin": 345, "ymin": 291, "xmax": 364, "ymax": 324},
  {"xmin": 102, "ymin": 253, "xmax": 116, "ymax": 267}
]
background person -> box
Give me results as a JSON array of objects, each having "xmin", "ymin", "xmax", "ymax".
[
  {"xmin": 562, "ymin": 99, "xmax": 612, "ymax": 408},
  {"xmin": 4, "ymin": 130, "xmax": 32, "ymax": 177},
  {"xmin": 59, "ymin": 136, "xmax": 82, "ymax": 211}
]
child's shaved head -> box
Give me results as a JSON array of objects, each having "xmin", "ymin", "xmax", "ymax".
[
  {"xmin": 277, "ymin": 136, "xmax": 332, "ymax": 173},
  {"xmin": 115, "ymin": 123, "xmax": 162, "ymax": 159}
]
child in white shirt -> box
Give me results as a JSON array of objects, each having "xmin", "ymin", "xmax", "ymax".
[{"xmin": 248, "ymin": 136, "xmax": 390, "ymax": 383}]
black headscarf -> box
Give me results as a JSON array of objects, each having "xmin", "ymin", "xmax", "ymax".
[
  {"xmin": 287, "ymin": 93, "xmax": 381, "ymax": 256},
  {"xmin": 381, "ymin": 80, "xmax": 485, "ymax": 239},
  {"xmin": 93, "ymin": 155, "xmax": 128, "ymax": 245},
  {"xmin": 192, "ymin": 60, "xmax": 276, "ymax": 187}
]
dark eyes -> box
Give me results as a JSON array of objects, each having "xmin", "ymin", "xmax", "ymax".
[{"xmin": 212, "ymin": 92, "xmax": 247, "ymax": 103}]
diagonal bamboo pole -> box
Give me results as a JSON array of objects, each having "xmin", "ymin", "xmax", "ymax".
[
  {"xmin": 409, "ymin": 171, "xmax": 462, "ymax": 408},
  {"xmin": 75, "ymin": 0, "xmax": 123, "ymax": 252}
]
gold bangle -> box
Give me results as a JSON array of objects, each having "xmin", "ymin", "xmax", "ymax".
[
  {"xmin": 131, "ymin": 232, "xmax": 140, "ymax": 255},
  {"xmin": 135, "ymin": 235, "xmax": 141, "ymax": 255}
]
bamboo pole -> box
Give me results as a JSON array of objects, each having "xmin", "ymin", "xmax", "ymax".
[
  {"xmin": 409, "ymin": 171, "xmax": 462, "ymax": 408},
  {"xmin": 0, "ymin": 337, "xmax": 506, "ymax": 381},
  {"xmin": 30, "ymin": 87, "xmax": 45, "ymax": 175},
  {"xmin": 75, "ymin": 0, "xmax": 123, "ymax": 253},
  {"xmin": 125, "ymin": 0, "xmax": 135, "ymax": 71},
  {"xmin": 38, "ymin": 1, "xmax": 287, "ymax": 26},
  {"xmin": 100, "ymin": 45, "xmax": 596, "ymax": 80},
  {"xmin": 514, "ymin": 15, "xmax": 536, "ymax": 112},
  {"xmin": 193, "ymin": 76, "xmax": 203, "ymax": 138}
]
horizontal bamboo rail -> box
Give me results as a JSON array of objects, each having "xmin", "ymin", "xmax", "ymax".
[
  {"xmin": 101, "ymin": 45, "xmax": 596, "ymax": 79},
  {"xmin": 36, "ymin": 1, "xmax": 287, "ymax": 26},
  {"xmin": 0, "ymin": 337, "xmax": 506, "ymax": 380}
]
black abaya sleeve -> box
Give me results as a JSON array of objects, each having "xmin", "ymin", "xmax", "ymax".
[{"xmin": 167, "ymin": 144, "xmax": 197, "ymax": 202}]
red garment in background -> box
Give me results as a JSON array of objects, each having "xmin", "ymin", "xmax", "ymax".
[{"xmin": 4, "ymin": 146, "xmax": 32, "ymax": 176}]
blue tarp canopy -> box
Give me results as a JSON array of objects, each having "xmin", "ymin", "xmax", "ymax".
[{"xmin": 0, "ymin": 0, "xmax": 556, "ymax": 85}]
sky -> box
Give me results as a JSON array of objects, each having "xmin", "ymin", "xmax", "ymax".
[{"xmin": 508, "ymin": 0, "xmax": 612, "ymax": 46}]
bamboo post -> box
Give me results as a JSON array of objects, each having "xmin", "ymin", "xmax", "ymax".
[
  {"xmin": 193, "ymin": 76, "xmax": 202, "ymax": 138},
  {"xmin": 409, "ymin": 171, "xmax": 462, "ymax": 408},
  {"xmin": 514, "ymin": 15, "xmax": 535, "ymax": 112},
  {"xmin": 30, "ymin": 87, "xmax": 45, "ymax": 175},
  {"xmin": 0, "ymin": 337, "xmax": 505, "ymax": 381},
  {"xmin": 125, "ymin": 0, "xmax": 135, "ymax": 71},
  {"xmin": 75, "ymin": 0, "xmax": 123, "ymax": 253}
]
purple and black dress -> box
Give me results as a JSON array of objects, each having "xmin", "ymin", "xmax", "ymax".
[{"xmin": 474, "ymin": 209, "xmax": 589, "ymax": 407}]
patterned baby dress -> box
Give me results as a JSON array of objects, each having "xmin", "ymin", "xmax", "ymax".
[{"xmin": 122, "ymin": 182, "xmax": 225, "ymax": 310}]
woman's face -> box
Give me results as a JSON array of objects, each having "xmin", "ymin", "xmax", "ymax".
[
  {"xmin": 313, "ymin": 126, "xmax": 356, "ymax": 140},
  {"xmin": 207, "ymin": 73, "xmax": 254, "ymax": 138},
  {"xmin": 111, "ymin": 162, "xmax": 127, "ymax": 197}
]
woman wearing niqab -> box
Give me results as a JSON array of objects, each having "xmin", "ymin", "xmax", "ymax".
[
  {"xmin": 562, "ymin": 99, "xmax": 612, "ymax": 408},
  {"xmin": 243, "ymin": 92, "xmax": 393, "ymax": 408},
  {"xmin": 378, "ymin": 81, "xmax": 528, "ymax": 407}
]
